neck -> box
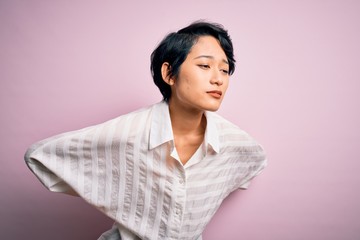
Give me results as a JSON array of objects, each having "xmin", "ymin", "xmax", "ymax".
[{"xmin": 168, "ymin": 100, "xmax": 206, "ymax": 136}]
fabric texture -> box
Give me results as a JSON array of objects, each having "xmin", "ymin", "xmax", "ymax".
[
  {"xmin": 25, "ymin": 101, "xmax": 267, "ymax": 240},
  {"xmin": 98, "ymin": 223, "xmax": 122, "ymax": 240}
]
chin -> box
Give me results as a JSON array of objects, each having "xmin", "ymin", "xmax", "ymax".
[
  {"xmin": 206, "ymin": 107, "xmax": 220, "ymax": 112},
  {"xmin": 202, "ymin": 103, "xmax": 221, "ymax": 112}
]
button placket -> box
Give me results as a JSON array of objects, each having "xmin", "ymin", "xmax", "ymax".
[{"xmin": 168, "ymin": 164, "xmax": 186, "ymax": 238}]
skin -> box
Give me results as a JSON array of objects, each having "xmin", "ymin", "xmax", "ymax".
[{"xmin": 161, "ymin": 36, "xmax": 230, "ymax": 165}]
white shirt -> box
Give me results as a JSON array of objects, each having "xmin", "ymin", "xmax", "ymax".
[{"xmin": 25, "ymin": 101, "xmax": 267, "ymax": 240}]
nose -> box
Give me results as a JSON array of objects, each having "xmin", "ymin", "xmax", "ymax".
[{"xmin": 210, "ymin": 69, "xmax": 223, "ymax": 86}]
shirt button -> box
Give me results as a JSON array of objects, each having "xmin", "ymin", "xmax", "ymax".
[
  {"xmin": 176, "ymin": 209, "xmax": 181, "ymax": 215},
  {"xmin": 179, "ymin": 179, "xmax": 184, "ymax": 184}
]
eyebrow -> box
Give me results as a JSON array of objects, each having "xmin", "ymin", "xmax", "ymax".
[{"xmin": 193, "ymin": 55, "xmax": 229, "ymax": 65}]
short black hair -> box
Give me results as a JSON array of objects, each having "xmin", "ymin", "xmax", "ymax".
[{"xmin": 150, "ymin": 21, "xmax": 236, "ymax": 102}]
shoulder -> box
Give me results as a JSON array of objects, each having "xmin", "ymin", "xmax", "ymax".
[
  {"xmin": 208, "ymin": 112, "xmax": 253, "ymax": 140},
  {"xmin": 27, "ymin": 103, "xmax": 158, "ymax": 152},
  {"xmin": 209, "ymin": 112, "xmax": 265, "ymax": 154},
  {"xmin": 96, "ymin": 103, "xmax": 158, "ymax": 138},
  {"xmin": 98, "ymin": 102, "xmax": 161, "ymax": 129}
]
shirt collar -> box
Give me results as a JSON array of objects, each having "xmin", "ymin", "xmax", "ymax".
[
  {"xmin": 149, "ymin": 101, "xmax": 220, "ymax": 154},
  {"xmin": 204, "ymin": 111, "xmax": 220, "ymax": 153},
  {"xmin": 149, "ymin": 101, "xmax": 174, "ymax": 150}
]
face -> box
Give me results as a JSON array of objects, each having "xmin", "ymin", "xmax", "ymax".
[{"xmin": 166, "ymin": 36, "xmax": 230, "ymax": 112}]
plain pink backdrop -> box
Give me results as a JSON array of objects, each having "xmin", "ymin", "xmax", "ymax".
[{"xmin": 1, "ymin": 0, "xmax": 360, "ymax": 239}]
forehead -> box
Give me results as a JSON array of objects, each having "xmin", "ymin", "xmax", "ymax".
[{"xmin": 187, "ymin": 36, "xmax": 227, "ymax": 59}]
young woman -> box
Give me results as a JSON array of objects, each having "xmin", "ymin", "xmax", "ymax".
[{"xmin": 25, "ymin": 21, "xmax": 267, "ymax": 240}]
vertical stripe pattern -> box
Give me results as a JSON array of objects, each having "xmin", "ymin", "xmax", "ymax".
[{"xmin": 24, "ymin": 101, "xmax": 267, "ymax": 240}]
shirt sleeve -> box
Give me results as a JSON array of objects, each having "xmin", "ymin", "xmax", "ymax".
[
  {"xmin": 24, "ymin": 122, "xmax": 106, "ymax": 198},
  {"xmin": 238, "ymin": 144, "xmax": 267, "ymax": 190},
  {"xmin": 25, "ymin": 149, "xmax": 76, "ymax": 194},
  {"xmin": 24, "ymin": 125, "xmax": 88, "ymax": 194},
  {"xmin": 238, "ymin": 158, "xmax": 267, "ymax": 189}
]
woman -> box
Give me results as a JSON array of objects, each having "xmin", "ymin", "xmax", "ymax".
[{"xmin": 25, "ymin": 21, "xmax": 267, "ymax": 240}]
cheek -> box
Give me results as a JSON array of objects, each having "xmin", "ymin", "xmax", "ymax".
[
  {"xmin": 222, "ymin": 80, "xmax": 230, "ymax": 95},
  {"xmin": 179, "ymin": 74, "xmax": 194, "ymax": 91},
  {"xmin": 224, "ymin": 78, "xmax": 230, "ymax": 89}
]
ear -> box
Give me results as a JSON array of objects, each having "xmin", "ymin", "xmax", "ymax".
[{"xmin": 161, "ymin": 62, "xmax": 174, "ymax": 85}]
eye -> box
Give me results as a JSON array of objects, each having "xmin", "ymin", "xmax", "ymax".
[
  {"xmin": 198, "ymin": 64, "xmax": 210, "ymax": 69},
  {"xmin": 220, "ymin": 69, "xmax": 229, "ymax": 75}
]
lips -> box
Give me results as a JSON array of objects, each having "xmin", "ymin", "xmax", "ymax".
[{"xmin": 207, "ymin": 90, "xmax": 222, "ymax": 99}]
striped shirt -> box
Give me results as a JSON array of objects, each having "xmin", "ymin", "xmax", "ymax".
[{"xmin": 25, "ymin": 101, "xmax": 267, "ymax": 240}]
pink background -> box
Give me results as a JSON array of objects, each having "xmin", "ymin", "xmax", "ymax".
[{"xmin": 1, "ymin": 0, "xmax": 360, "ymax": 239}]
